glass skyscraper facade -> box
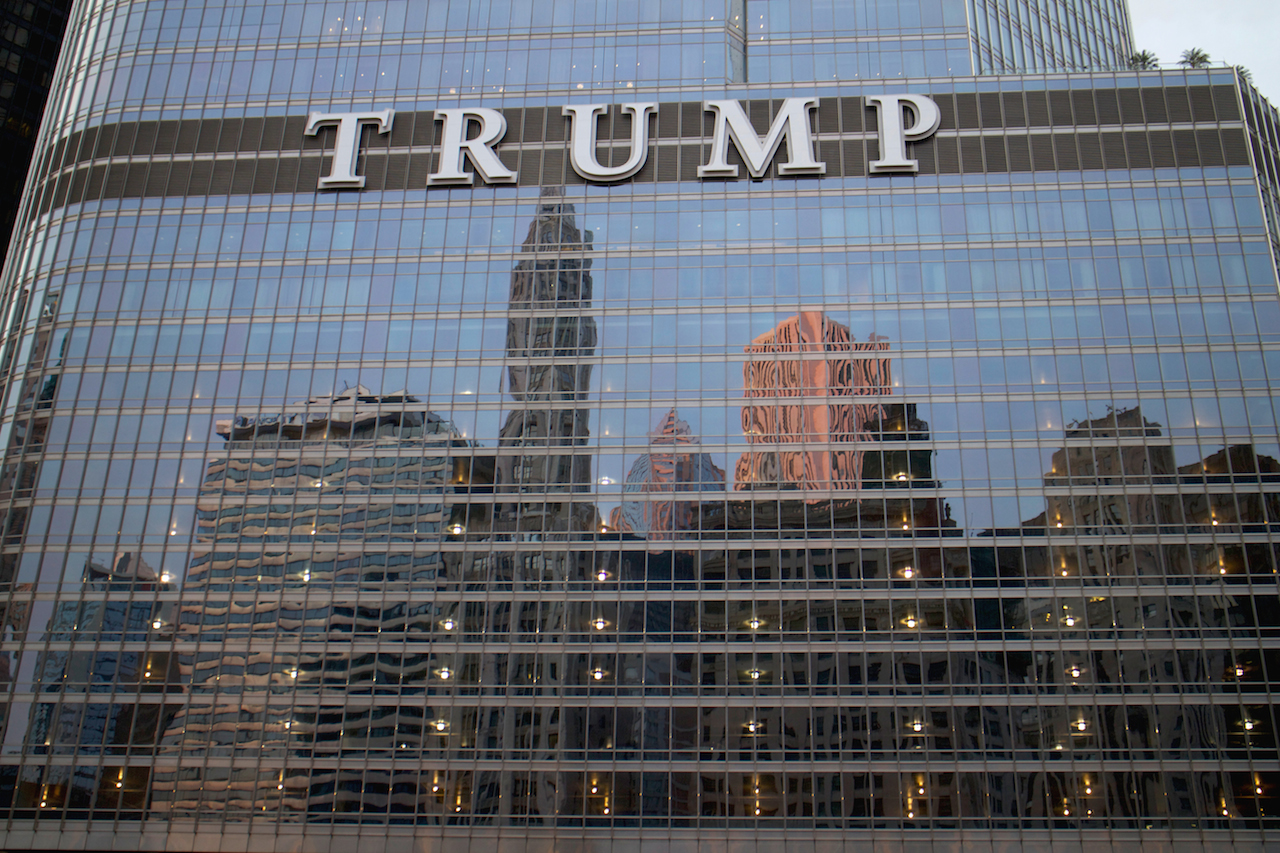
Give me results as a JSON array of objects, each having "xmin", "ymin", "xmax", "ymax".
[{"xmin": 0, "ymin": 0, "xmax": 1276, "ymax": 851}]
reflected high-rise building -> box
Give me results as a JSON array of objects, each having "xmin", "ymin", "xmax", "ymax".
[
  {"xmin": 1025, "ymin": 406, "xmax": 1280, "ymax": 577},
  {"xmin": 495, "ymin": 188, "xmax": 598, "ymax": 537},
  {"xmin": 149, "ymin": 386, "xmax": 479, "ymax": 817},
  {"xmin": 607, "ymin": 409, "xmax": 725, "ymax": 538},
  {"xmin": 14, "ymin": 554, "xmax": 176, "ymax": 816},
  {"xmin": 736, "ymin": 311, "xmax": 890, "ymax": 491}
]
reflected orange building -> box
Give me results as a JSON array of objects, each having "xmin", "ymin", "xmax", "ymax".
[{"xmin": 736, "ymin": 311, "xmax": 891, "ymax": 491}]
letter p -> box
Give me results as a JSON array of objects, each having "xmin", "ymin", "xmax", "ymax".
[{"xmin": 867, "ymin": 95, "xmax": 941, "ymax": 174}]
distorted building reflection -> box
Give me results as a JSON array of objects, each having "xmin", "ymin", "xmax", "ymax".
[
  {"xmin": 495, "ymin": 187, "xmax": 599, "ymax": 538},
  {"xmin": 1024, "ymin": 406, "xmax": 1280, "ymax": 578},
  {"xmin": 150, "ymin": 386, "xmax": 480, "ymax": 816},
  {"xmin": 13, "ymin": 554, "xmax": 176, "ymax": 815},
  {"xmin": 471, "ymin": 189, "xmax": 605, "ymax": 818},
  {"xmin": 607, "ymin": 409, "xmax": 725, "ymax": 539},
  {"xmin": 723, "ymin": 311, "xmax": 951, "ymax": 536},
  {"xmin": 736, "ymin": 311, "xmax": 890, "ymax": 491}
]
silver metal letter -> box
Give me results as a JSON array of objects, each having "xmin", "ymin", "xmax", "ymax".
[
  {"xmin": 305, "ymin": 110, "xmax": 394, "ymax": 189},
  {"xmin": 866, "ymin": 95, "xmax": 941, "ymax": 174},
  {"xmin": 428, "ymin": 108, "xmax": 517, "ymax": 185},
  {"xmin": 698, "ymin": 97, "xmax": 826, "ymax": 179},
  {"xmin": 562, "ymin": 102, "xmax": 657, "ymax": 182}
]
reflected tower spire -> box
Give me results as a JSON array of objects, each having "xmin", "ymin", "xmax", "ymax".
[{"xmin": 496, "ymin": 188, "xmax": 599, "ymax": 535}]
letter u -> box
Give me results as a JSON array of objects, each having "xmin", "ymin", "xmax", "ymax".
[{"xmin": 562, "ymin": 103, "xmax": 658, "ymax": 182}]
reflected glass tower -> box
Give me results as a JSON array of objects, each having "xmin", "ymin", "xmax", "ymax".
[{"xmin": 0, "ymin": 0, "xmax": 1278, "ymax": 851}]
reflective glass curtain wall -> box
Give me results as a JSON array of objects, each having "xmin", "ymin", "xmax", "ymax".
[
  {"xmin": 0, "ymin": 0, "xmax": 1277, "ymax": 851},
  {"xmin": 969, "ymin": 0, "xmax": 1133, "ymax": 74}
]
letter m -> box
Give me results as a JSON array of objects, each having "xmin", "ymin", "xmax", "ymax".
[{"xmin": 699, "ymin": 98, "xmax": 826, "ymax": 178}]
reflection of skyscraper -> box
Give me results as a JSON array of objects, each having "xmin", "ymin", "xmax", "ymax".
[
  {"xmin": 467, "ymin": 191, "xmax": 604, "ymax": 819},
  {"xmin": 1025, "ymin": 406, "xmax": 1280, "ymax": 576},
  {"xmin": 151, "ymin": 386, "xmax": 474, "ymax": 816},
  {"xmin": 736, "ymin": 311, "xmax": 890, "ymax": 491},
  {"xmin": 1038, "ymin": 406, "xmax": 1176, "ymax": 529},
  {"xmin": 607, "ymin": 409, "xmax": 725, "ymax": 538},
  {"xmin": 20, "ymin": 554, "xmax": 176, "ymax": 815},
  {"xmin": 496, "ymin": 188, "xmax": 598, "ymax": 535}
]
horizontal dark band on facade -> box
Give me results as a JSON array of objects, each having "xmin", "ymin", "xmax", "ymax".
[
  {"xmin": 41, "ymin": 85, "xmax": 1241, "ymax": 171},
  {"xmin": 30, "ymin": 84, "xmax": 1245, "ymax": 214},
  {"xmin": 38, "ymin": 126, "xmax": 1251, "ymax": 213}
]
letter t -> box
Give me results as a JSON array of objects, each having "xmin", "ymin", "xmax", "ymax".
[{"xmin": 305, "ymin": 110, "xmax": 395, "ymax": 189}]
